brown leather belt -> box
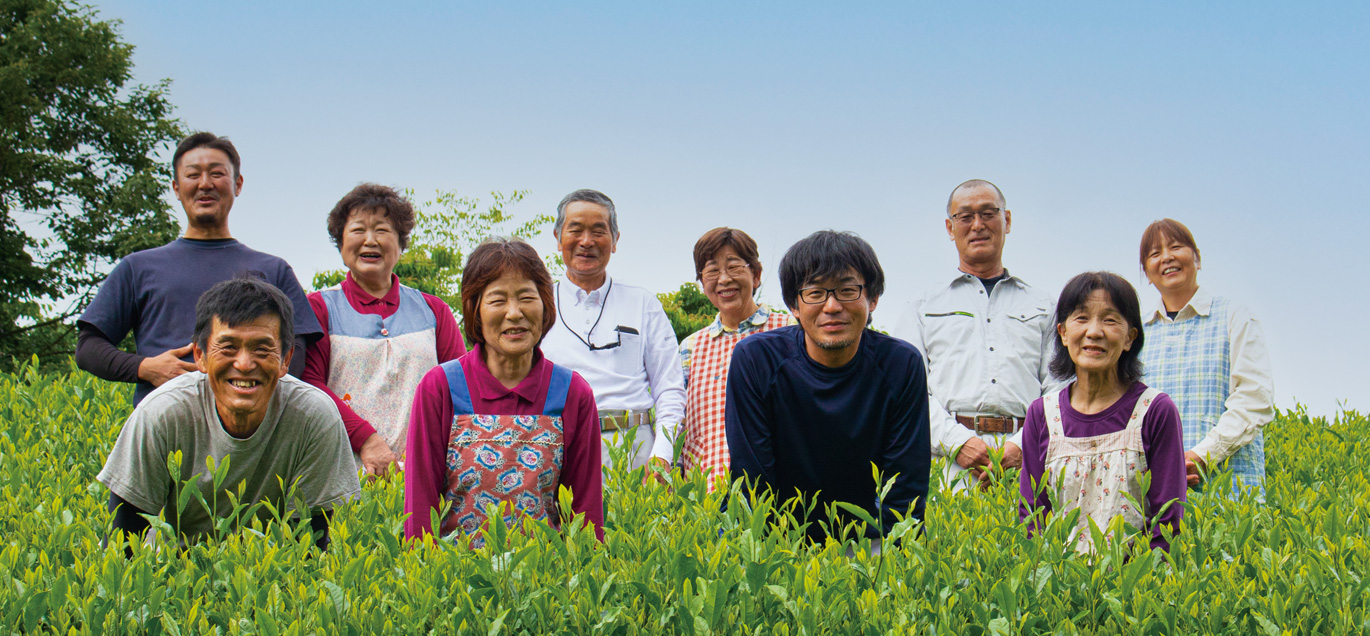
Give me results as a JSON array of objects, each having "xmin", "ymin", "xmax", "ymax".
[
  {"xmin": 956, "ymin": 414, "xmax": 1024, "ymax": 435},
  {"xmin": 599, "ymin": 410, "xmax": 652, "ymax": 432}
]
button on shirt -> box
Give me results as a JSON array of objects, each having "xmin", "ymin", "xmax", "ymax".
[
  {"xmin": 893, "ymin": 269, "xmax": 1058, "ymax": 456},
  {"xmin": 541, "ymin": 277, "xmax": 686, "ymax": 460}
]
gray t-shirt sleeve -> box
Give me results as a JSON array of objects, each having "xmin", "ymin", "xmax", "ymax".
[
  {"xmin": 96, "ymin": 386, "xmax": 187, "ymax": 514},
  {"xmin": 288, "ymin": 386, "xmax": 362, "ymax": 511}
]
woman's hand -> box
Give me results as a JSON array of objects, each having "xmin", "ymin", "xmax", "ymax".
[{"xmin": 360, "ymin": 434, "xmax": 399, "ymax": 478}]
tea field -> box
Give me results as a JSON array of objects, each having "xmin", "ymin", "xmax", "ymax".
[{"xmin": 2, "ymin": 361, "xmax": 1368, "ymax": 634}]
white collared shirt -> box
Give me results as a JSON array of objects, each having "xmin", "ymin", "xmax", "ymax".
[
  {"xmin": 541, "ymin": 276, "xmax": 687, "ymax": 460},
  {"xmin": 893, "ymin": 269, "xmax": 1060, "ymax": 456},
  {"xmin": 1144, "ymin": 286, "xmax": 1275, "ymax": 463}
]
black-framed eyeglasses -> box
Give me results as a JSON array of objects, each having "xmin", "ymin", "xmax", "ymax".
[
  {"xmin": 950, "ymin": 208, "xmax": 1001, "ymax": 226},
  {"xmin": 797, "ymin": 285, "xmax": 865, "ymax": 304}
]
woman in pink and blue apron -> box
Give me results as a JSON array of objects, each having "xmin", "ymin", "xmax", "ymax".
[
  {"xmin": 303, "ymin": 184, "xmax": 465, "ymax": 476},
  {"xmin": 404, "ymin": 237, "xmax": 603, "ymax": 544},
  {"xmin": 1019, "ymin": 272, "xmax": 1187, "ymax": 553}
]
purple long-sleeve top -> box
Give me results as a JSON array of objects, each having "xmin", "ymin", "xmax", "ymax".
[
  {"xmin": 404, "ymin": 345, "xmax": 604, "ymax": 542},
  {"xmin": 1018, "ymin": 381, "xmax": 1186, "ymax": 551}
]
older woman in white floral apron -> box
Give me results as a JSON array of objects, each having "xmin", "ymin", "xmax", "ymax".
[
  {"xmin": 303, "ymin": 184, "xmax": 466, "ymax": 477},
  {"xmin": 1138, "ymin": 218, "xmax": 1274, "ymax": 498},
  {"xmin": 1019, "ymin": 272, "xmax": 1187, "ymax": 553},
  {"xmin": 404, "ymin": 237, "xmax": 603, "ymax": 544}
]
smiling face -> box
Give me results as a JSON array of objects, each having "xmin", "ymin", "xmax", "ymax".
[
  {"xmin": 556, "ymin": 201, "xmax": 617, "ymax": 290},
  {"xmin": 945, "ymin": 184, "xmax": 1011, "ymax": 274},
  {"xmin": 172, "ymin": 147, "xmax": 242, "ymax": 238},
  {"xmin": 700, "ymin": 245, "xmax": 760, "ymax": 325},
  {"xmin": 1057, "ymin": 289, "xmax": 1138, "ymax": 379},
  {"xmin": 479, "ymin": 272, "xmax": 545, "ymax": 363},
  {"xmin": 339, "ymin": 207, "xmax": 402, "ymax": 293},
  {"xmin": 194, "ymin": 314, "xmax": 289, "ymax": 435},
  {"xmin": 1142, "ymin": 231, "xmax": 1201, "ymax": 302},
  {"xmin": 794, "ymin": 268, "xmax": 878, "ymax": 367}
]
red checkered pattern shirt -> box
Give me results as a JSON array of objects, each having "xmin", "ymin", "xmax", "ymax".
[{"xmin": 679, "ymin": 305, "xmax": 792, "ymax": 489}]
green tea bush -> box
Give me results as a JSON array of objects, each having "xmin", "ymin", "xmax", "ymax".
[{"xmin": 2, "ymin": 360, "xmax": 1367, "ymax": 634}]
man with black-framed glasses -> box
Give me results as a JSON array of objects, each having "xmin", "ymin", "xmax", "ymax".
[
  {"xmin": 726, "ymin": 230, "xmax": 930, "ymax": 544},
  {"xmin": 893, "ymin": 179, "xmax": 1060, "ymax": 492},
  {"xmin": 540, "ymin": 189, "xmax": 686, "ymax": 476}
]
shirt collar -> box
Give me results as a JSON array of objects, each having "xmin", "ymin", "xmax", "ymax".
[
  {"xmin": 953, "ymin": 267, "xmax": 1023, "ymax": 286},
  {"xmin": 706, "ymin": 303, "xmax": 773, "ymax": 338},
  {"xmin": 560, "ymin": 275, "xmax": 612, "ymax": 307},
  {"xmin": 342, "ymin": 272, "xmax": 401, "ymax": 307},
  {"xmin": 467, "ymin": 344, "xmax": 549, "ymax": 403},
  {"xmin": 1146, "ymin": 286, "xmax": 1213, "ymax": 324}
]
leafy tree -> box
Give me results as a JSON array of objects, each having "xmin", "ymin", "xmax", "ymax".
[
  {"xmin": 1, "ymin": 0, "xmax": 182, "ymax": 369},
  {"xmin": 313, "ymin": 189, "xmax": 560, "ymax": 312},
  {"xmin": 658, "ymin": 282, "xmax": 715, "ymax": 343}
]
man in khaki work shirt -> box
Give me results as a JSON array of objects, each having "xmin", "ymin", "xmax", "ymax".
[{"xmin": 894, "ymin": 179, "xmax": 1058, "ymax": 491}]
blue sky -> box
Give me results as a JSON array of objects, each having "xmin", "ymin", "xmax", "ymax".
[{"xmin": 95, "ymin": 1, "xmax": 1368, "ymax": 416}]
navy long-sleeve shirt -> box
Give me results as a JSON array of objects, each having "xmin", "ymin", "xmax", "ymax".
[{"xmin": 725, "ymin": 326, "xmax": 930, "ymax": 541}]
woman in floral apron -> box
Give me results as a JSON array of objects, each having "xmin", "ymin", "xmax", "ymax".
[
  {"xmin": 303, "ymin": 184, "xmax": 466, "ymax": 477},
  {"xmin": 404, "ymin": 238, "xmax": 603, "ymax": 544},
  {"xmin": 677, "ymin": 228, "xmax": 790, "ymax": 490},
  {"xmin": 1019, "ymin": 272, "xmax": 1187, "ymax": 553}
]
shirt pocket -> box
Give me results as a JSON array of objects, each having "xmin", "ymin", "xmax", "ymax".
[
  {"xmin": 612, "ymin": 329, "xmax": 644, "ymax": 377},
  {"xmin": 1006, "ymin": 306, "xmax": 1051, "ymax": 354}
]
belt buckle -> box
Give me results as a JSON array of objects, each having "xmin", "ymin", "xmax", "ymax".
[{"xmin": 974, "ymin": 414, "xmax": 1007, "ymax": 436}]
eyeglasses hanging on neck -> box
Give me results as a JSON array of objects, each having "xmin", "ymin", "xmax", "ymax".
[{"xmin": 555, "ymin": 280, "xmax": 635, "ymax": 351}]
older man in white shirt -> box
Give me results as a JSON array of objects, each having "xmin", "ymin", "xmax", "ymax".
[
  {"xmin": 541, "ymin": 189, "xmax": 686, "ymax": 475},
  {"xmin": 894, "ymin": 179, "xmax": 1058, "ymax": 491}
]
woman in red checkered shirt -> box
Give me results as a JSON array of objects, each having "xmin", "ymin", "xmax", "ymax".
[{"xmin": 678, "ymin": 228, "xmax": 792, "ymax": 490}]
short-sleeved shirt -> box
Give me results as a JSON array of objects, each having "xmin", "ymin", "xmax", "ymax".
[
  {"xmin": 79, "ymin": 238, "xmax": 323, "ymax": 405},
  {"xmin": 96, "ymin": 372, "xmax": 361, "ymax": 539}
]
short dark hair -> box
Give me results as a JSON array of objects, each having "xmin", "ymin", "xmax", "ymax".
[
  {"xmin": 173, "ymin": 132, "xmax": 241, "ymax": 180},
  {"xmin": 194, "ymin": 276, "xmax": 295, "ymax": 353},
  {"xmin": 1139, "ymin": 218, "xmax": 1201, "ymax": 268},
  {"xmin": 1049, "ymin": 271, "xmax": 1145, "ymax": 384},
  {"xmin": 460, "ymin": 237, "xmax": 557, "ymax": 347},
  {"xmin": 778, "ymin": 230, "xmax": 885, "ymax": 311},
  {"xmin": 554, "ymin": 189, "xmax": 619, "ymax": 241},
  {"xmin": 692, "ymin": 227, "xmax": 762, "ymax": 281},
  {"xmin": 326, "ymin": 183, "xmax": 416, "ymax": 251}
]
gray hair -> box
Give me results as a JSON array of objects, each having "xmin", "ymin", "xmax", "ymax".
[
  {"xmin": 946, "ymin": 179, "xmax": 1007, "ymax": 216},
  {"xmin": 554, "ymin": 189, "xmax": 620, "ymax": 241}
]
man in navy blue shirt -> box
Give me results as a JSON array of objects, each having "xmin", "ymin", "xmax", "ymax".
[
  {"xmin": 726, "ymin": 230, "xmax": 930, "ymax": 543},
  {"xmin": 76, "ymin": 132, "xmax": 321, "ymax": 405}
]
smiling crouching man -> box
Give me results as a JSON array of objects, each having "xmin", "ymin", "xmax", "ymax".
[
  {"xmin": 725, "ymin": 231, "xmax": 931, "ymax": 546},
  {"xmin": 98, "ymin": 277, "xmax": 361, "ymax": 552}
]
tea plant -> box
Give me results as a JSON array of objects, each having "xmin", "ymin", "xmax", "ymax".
[{"xmin": 1, "ymin": 360, "xmax": 1366, "ymax": 634}]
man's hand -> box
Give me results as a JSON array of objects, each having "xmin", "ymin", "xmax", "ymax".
[
  {"xmin": 1000, "ymin": 442, "xmax": 1023, "ymax": 470},
  {"xmin": 644, "ymin": 456, "xmax": 673, "ymax": 486},
  {"xmin": 359, "ymin": 434, "xmax": 398, "ymax": 478},
  {"xmin": 137, "ymin": 344, "xmax": 197, "ymax": 386},
  {"xmin": 955, "ymin": 437, "xmax": 992, "ymax": 470},
  {"xmin": 1184, "ymin": 450, "xmax": 1206, "ymax": 488}
]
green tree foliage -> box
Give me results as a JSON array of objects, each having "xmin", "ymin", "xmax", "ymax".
[
  {"xmin": 0, "ymin": 0, "xmax": 182, "ymax": 369},
  {"xmin": 313, "ymin": 189, "xmax": 559, "ymax": 311},
  {"xmin": 658, "ymin": 282, "xmax": 715, "ymax": 342}
]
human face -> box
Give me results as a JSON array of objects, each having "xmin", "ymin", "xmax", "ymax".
[
  {"xmin": 700, "ymin": 246, "xmax": 760, "ymax": 326},
  {"xmin": 172, "ymin": 147, "xmax": 242, "ymax": 238},
  {"xmin": 793, "ymin": 269, "xmax": 878, "ymax": 368},
  {"xmin": 945, "ymin": 185, "xmax": 1011, "ymax": 273},
  {"xmin": 479, "ymin": 272, "xmax": 545, "ymax": 362},
  {"xmin": 1142, "ymin": 233, "xmax": 1200, "ymax": 300},
  {"xmin": 339, "ymin": 207, "xmax": 402, "ymax": 292},
  {"xmin": 1057, "ymin": 289, "xmax": 1137, "ymax": 379},
  {"xmin": 194, "ymin": 314, "xmax": 290, "ymax": 435},
  {"xmin": 556, "ymin": 201, "xmax": 616, "ymax": 289}
]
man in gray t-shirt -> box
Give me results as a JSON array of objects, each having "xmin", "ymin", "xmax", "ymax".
[{"xmin": 98, "ymin": 277, "xmax": 359, "ymax": 549}]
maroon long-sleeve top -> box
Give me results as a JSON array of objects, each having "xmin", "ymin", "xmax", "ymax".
[
  {"xmin": 403, "ymin": 345, "xmax": 604, "ymax": 542},
  {"xmin": 303, "ymin": 273, "xmax": 466, "ymax": 451},
  {"xmin": 1019, "ymin": 381, "xmax": 1187, "ymax": 551}
]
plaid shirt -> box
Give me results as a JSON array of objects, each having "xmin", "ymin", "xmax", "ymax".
[{"xmin": 678, "ymin": 305, "xmax": 791, "ymax": 488}]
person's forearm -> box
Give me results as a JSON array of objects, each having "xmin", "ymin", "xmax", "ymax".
[
  {"xmin": 107, "ymin": 492, "xmax": 151, "ymax": 556},
  {"xmin": 76, "ymin": 324, "xmax": 144, "ymax": 383}
]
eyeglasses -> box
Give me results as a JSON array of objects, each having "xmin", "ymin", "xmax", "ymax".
[
  {"xmin": 949, "ymin": 208, "xmax": 1002, "ymax": 226},
  {"xmin": 701, "ymin": 263, "xmax": 752, "ymax": 282},
  {"xmin": 797, "ymin": 285, "xmax": 865, "ymax": 304}
]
